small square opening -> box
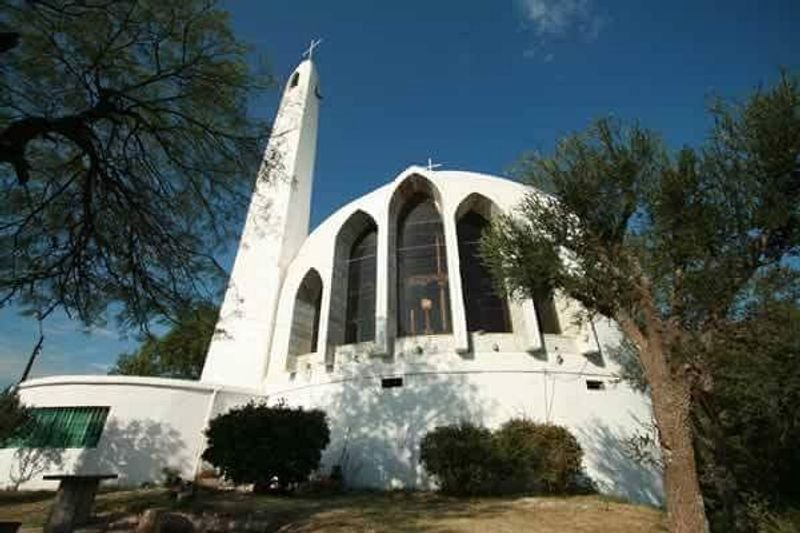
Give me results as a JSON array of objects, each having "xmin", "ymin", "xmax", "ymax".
[
  {"xmin": 586, "ymin": 379, "xmax": 605, "ymax": 391},
  {"xmin": 381, "ymin": 377, "xmax": 403, "ymax": 389}
]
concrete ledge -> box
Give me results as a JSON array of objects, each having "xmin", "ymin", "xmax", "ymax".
[{"xmin": 17, "ymin": 375, "xmax": 262, "ymax": 396}]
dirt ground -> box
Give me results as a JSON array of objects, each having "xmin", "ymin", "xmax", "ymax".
[{"xmin": 0, "ymin": 488, "xmax": 666, "ymax": 532}]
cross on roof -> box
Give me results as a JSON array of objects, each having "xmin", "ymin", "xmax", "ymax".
[
  {"xmin": 303, "ymin": 38, "xmax": 323, "ymax": 60},
  {"xmin": 426, "ymin": 157, "xmax": 443, "ymax": 171}
]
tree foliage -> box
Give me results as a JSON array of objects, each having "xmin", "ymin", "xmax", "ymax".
[
  {"xmin": 480, "ymin": 72, "xmax": 800, "ymax": 532},
  {"xmin": 694, "ymin": 301, "xmax": 800, "ymax": 531},
  {"xmin": 202, "ymin": 402, "xmax": 330, "ymax": 490},
  {"xmin": 0, "ymin": 387, "xmax": 30, "ymax": 443},
  {"xmin": 0, "ymin": 0, "xmax": 269, "ymax": 329},
  {"xmin": 109, "ymin": 302, "xmax": 217, "ymax": 379}
]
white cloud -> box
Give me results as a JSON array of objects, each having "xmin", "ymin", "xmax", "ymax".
[
  {"xmin": 517, "ymin": 0, "xmax": 608, "ymax": 46},
  {"xmin": 89, "ymin": 362, "xmax": 111, "ymax": 373}
]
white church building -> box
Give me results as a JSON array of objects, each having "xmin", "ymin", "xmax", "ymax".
[{"xmin": 0, "ymin": 56, "xmax": 663, "ymax": 505}]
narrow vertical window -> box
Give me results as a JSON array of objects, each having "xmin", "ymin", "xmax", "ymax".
[
  {"xmin": 289, "ymin": 72, "xmax": 300, "ymax": 88},
  {"xmin": 345, "ymin": 225, "xmax": 377, "ymax": 343},
  {"xmin": 457, "ymin": 211, "xmax": 511, "ymax": 333},
  {"xmin": 397, "ymin": 193, "xmax": 451, "ymax": 336},
  {"xmin": 289, "ymin": 270, "xmax": 323, "ymax": 355},
  {"xmin": 534, "ymin": 289, "xmax": 561, "ymax": 334}
]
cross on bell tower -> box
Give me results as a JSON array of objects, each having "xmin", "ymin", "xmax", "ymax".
[{"xmin": 303, "ymin": 38, "xmax": 323, "ymax": 60}]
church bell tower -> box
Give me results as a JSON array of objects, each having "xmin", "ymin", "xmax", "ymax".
[{"xmin": 201, "ymin": 51, "xmax": 321, "ymax": 388}]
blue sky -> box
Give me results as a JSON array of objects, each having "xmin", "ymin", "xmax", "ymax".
[{"xmin": 1, "ymin": 0, "xmax": 798, "ymax": 386}]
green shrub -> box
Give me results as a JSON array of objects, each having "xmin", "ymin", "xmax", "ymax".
[
  {"xmin": 202, "ymin": 402, "xmax": 330, "ymax": 490},
  {"xmin": 494, "ymin": 419, "xmax": 584, "ymax": 494},
  {"xmin": 420, "ymin": 419, "xmax": 586, "ymax": 496},
  {"xmin": 0, "ymin": 387, "xmax": 30, "ymax": 444},
  {"xmin": 419, "ymin": 422, "xmax": 501, "ymax": 495}
]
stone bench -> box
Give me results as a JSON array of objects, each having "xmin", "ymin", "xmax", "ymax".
[{"xmin": 42, "ymin": 474, "xmax": 118, "ymax": 533}]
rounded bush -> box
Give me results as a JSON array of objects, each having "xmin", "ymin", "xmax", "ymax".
[
  {"xmin": 419, "ymin": 422, "xmax": 500, "ymax": 496},
  {"xmin": 494, "ymin": 419, "xmax": 584, "ymax": 494},
  {"xmin": 202, "ymin": 402, "xmax": 330, "ymax": 490},
  {"xmin": 420, "ymin": 419, "xmax": 586, "ymax": 496}
]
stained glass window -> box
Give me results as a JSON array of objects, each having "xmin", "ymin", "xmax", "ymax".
[
  {"xmin": 345, "ymin": 225, "xmax": 377, "ymax": 343},
  {"xmin": 3, "ymin": 406, "xmax": 109, "ymax": 448},
  {"xmin": 289, "ymin": 270, "xmax": 323, "ymax": 355},
  {"xmin": 457, "ymin": 211, "xmax": 512, "ymax": 333},
  {"xmin": 397, "ymin": 193, "xmax": 452, "ymax": 336}
]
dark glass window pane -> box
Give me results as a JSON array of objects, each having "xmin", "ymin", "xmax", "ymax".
[
  {"xmin": 457, "ymin": 211, "xmax": 512, "ymax": 333},
  {"xmin": 4, "ymin": 406, "xmax": 109, "ymax": 448},
  {"xmin": 289, "ymin": 271, "xmax": 323, "ymax": 355},
  {"xmin": 397, "ymin": 194, "xmax": 452, "ymax": 336},
  {"xmin": 345, "ymin": 226, "xmax": 377, "ymax": 343}
]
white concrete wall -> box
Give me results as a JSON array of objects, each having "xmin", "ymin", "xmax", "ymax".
[
  {"xmin": 0, "ymin": 377, "xmax": 258, "ymax": 491},
  {"xmin": 265, "ymin": 320, "xmax": 663, "ymax": 505}
]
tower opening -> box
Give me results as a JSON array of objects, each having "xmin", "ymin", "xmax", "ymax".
[{"xmin": 290, "ymin": 71, "xmax": 300, "ymax": 88}]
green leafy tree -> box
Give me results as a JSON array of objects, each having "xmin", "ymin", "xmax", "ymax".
[
  {"xmin": 0, "ymin": 0, "xmax": 269, "ymax": 330},
  {"xmin": 694, "ymin": 300, "xmax": 800, "ymax": 531},
  {"xmin": 202, "ymin": 402, "xmax": 330, "ymax": 491},
  {"xmin": 0, "ymin": 387, "xmax": 30, "ymax": 443},
  {"xmin": 110, "ymin": 303, "xmax": 218, "ymax": 379},
  {"xmin": 480, "ymin": 74, "xmax": 799, "ymax": 532}
]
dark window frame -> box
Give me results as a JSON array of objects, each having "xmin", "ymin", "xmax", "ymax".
[
  {"xmin": 288, "ymin": 270, "xmax": 323, "ymax": 356},
  {"xmin": 344, "ymin": 225, "xmax": 378, "ymax": 344},
  {"xmin": 396, "ymin": 193, "xmax": 452, "ymax": 337},
  {"xmin": 457, "ymin": 211, "xmax": 512, "ymax": 333}
]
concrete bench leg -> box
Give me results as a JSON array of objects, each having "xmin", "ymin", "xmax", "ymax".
[{"xmin": 44, "ymin": 478, "xmax": 100, "ymax": 533}]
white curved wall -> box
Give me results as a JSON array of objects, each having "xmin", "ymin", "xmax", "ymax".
[
  {"xmin": 0, "ymin": 376, "xmax": 257, "ymax": 491},
  {"xmin": 264, "ymin": 317, "xmax": 663, "ymax": 505}
]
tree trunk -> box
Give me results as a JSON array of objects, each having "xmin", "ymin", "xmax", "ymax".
[{"xmin": 644, "ymin": 345, "xmax": 709, "ymax": 533}]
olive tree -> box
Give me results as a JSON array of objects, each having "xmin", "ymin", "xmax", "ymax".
[{"xmin": 480, "ymin": 74, "xmax": 799, "ymax": 532}]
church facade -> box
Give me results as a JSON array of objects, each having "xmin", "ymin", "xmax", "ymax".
[{"xmin": 0, "ymin": 57, "xmax": 663, "ymax": 505}]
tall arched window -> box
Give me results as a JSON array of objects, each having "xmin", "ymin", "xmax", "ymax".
[
  {"xmin": 457, "ymin": 211, "xmax": 512, "ymax": 333},
  {"xmin": 397, "ymin": 193, "xmax": 452, "ymax": 336},
  {"xmin": 345, "ymin": 225, "xmax": 377, "ymax": 343},
  {"xmin": 288, "ymin": 270, "xmax": 322, "ymax": 356}
]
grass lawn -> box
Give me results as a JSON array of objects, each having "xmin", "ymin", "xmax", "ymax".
[{"xmin": 0, "ymin": 488, "xmax": 666, "ymax": 532}]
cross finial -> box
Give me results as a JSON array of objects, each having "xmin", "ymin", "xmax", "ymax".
[
  {"xmin": 427, "ymin": 157, "xmax": 443, "ymax": 171},
  {"xmin": 303, "ymin": 38, "xmax": 323, "ymax": 60}
]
